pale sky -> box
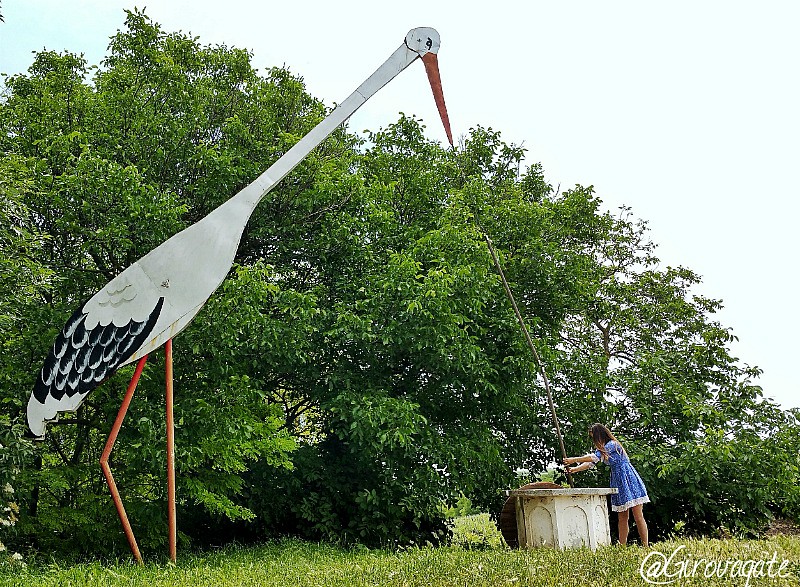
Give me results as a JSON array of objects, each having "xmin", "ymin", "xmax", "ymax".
[{"xmin": 2, "ymin": 1, "xmax": 798, "ymax": 410}]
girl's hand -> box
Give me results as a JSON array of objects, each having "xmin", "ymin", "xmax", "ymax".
[{"xmin": 562, "ymin": 457, "xmax": 577, "ymax": 465}]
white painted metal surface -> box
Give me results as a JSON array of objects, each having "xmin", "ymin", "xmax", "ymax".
[
  {"xmin": 510, "ymin": 488, "xmax": 617, "ymax": 549},
  {"xmin": 28, "ymin": 28, "xmax": 452, "ymax": 438}
]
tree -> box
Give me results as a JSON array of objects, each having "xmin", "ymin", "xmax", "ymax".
[
  {"xmin": 237, "ymin": 119, "xmax": 684, "ymax": 545},
  {"xmin": 548, "ymin": 205, "xmax": 800, "ymax": 537},
  {"xmin": 0, "ymin": 155, "xmax": 46, "ymax": 561},
  {"xmin": 0, "ymin": 10, "xmax": 316, "ymax": 554}
]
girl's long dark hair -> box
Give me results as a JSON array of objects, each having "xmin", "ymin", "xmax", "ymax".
[{"xmin": 589, "ymin": 423, "xmax": 627, "ymax": 461}]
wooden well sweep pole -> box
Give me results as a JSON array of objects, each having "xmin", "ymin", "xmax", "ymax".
[{"xmin": 483, "ymin": 234, "xmax": 573, "ymax": 487}]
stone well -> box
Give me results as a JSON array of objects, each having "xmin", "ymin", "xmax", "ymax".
[{"xmin": 500, "ymin": 484, "xmax": 617, "ymax": 550}]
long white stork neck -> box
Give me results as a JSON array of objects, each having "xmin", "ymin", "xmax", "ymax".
[
  {"xmin": 109, "ymin": 39, "xmax": 431, "ymax": 364},
  {"xmin": 234, "ymin": 43, "xmax": 420, "ymax": 213}
]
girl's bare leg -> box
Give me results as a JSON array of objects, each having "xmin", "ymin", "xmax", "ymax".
[
  {"xmin": 632, "ymin": 504, "xmax": 649, "ymax": 546},
  {"xmin": 617, "ymin": 509, "xmax": 630, "ymax": 545}
]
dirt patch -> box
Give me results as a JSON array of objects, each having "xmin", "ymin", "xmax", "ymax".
[{"xmin": 765, "ymin": 517, "xmax": 800, "ymax": 536}]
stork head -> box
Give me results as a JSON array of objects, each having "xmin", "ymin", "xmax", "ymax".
[
  {"xmin": 405, "ymin": 27, "xmax": 453, "ymax": 147},
  {"xmin": 405, "ymin": 27, "xmax": 441, "ymax": 55}
]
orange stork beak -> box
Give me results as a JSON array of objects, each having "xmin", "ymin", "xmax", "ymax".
[{"xmin": 421, "ymin": 52, "xmax": 454, "ymax": 147}]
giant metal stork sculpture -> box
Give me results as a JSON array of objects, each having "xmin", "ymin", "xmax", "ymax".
[{"xmin": 27, "ymin": 27, "xmax": 453, "ymax": 563}]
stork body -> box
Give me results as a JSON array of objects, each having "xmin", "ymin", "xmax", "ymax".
[
  {"xmin": 28, "ymin": 182, "xmax": 256, "ymax": 436},
  {"xmin": 27, "ymin": 27, "xmax": 452, "ymax": 562}
]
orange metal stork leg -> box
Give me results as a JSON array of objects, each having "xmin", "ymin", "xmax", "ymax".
[
  {"xmin": 165, "ymin": 339, "xmax": 177, "ymax": 562},
  {"xmin": 100, "ymin": 355, "xmax": 148, "ymax": 565}
]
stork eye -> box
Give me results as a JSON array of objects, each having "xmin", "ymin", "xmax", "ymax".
[{"xmin": 426, "ymin": 37, "xmax": 433, "ymax": 50}]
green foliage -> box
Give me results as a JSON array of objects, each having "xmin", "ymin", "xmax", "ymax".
[
  {"xmin": 449, "ymin": 513, "xmax": 504, "ymax": 549},
  {"xmin": 444, "ymin": 495, "xmax": 481, "ymax": 519},
  {"xmin": 238, "ymin": 117, "xmax": 574, "ymax": 546},
  {"xmin": 552, "ymin": 205, "xmax": 800, "ymax": 537},
  {"xmin": 644, "ymin": 407, "xmax": 800, "ymax": 537},
  {"xmin": 0, "ymin": 10, "xmax": 311, "ymax": 555},
  {"xmin": 0, "ymin": 154, "xmax": 48, "ymax": 564}
]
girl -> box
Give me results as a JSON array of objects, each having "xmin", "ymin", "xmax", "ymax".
[{"xmin": 563, "ymin": 423, "xmax": 650, "ymax": 547}]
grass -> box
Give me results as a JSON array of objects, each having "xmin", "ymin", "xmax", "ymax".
[{"xmin": 1, "ymin": 517, "xmax": 798, "ymax": 586}]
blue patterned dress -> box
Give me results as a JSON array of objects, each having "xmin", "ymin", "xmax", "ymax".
[{"xmin": 589, "ymin": 440, "xmax": 650, "ymax": 512}]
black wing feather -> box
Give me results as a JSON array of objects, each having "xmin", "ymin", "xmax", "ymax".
[{"xmin": 33, "ymin": 298, "xmax": 164, "ymax": 404}]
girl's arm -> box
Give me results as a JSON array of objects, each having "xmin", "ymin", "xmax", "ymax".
[
  {"xmin": 565, "ymin": 462, "xmax": 594, "ymax": 474},
  {"xmin": 563, "ymin": 454, "xmax": 597, "ymax": 465}
]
